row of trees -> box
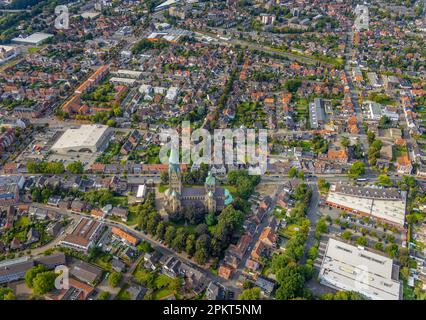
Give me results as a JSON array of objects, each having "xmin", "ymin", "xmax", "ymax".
[
  {"xmin": 366, "ymin": 131, "xmax": 383, "ymax": 167},
  {"xmin": 28, "ymin": 161, "xmax": 65, "ymax": 174},
  {"xmin": 27, "ymin": 161, "xmax": 84, "ymax": 174},
  {"xmin": 272, "ymin": 183, "xmax": 313, "ymax": 300}
]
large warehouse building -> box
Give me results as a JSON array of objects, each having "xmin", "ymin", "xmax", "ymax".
[
  {"xmin": 319, "ymin": 238, "xmax": 402, "ymax": 300},
  {"xmin": 51, "ymin": 125, "xmax": 112, "ymax": 154},
  {"xmin": 325, "ymin": 184, "xmax": 407, "ymax": 229}
]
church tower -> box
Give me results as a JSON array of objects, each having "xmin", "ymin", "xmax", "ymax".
[
  {"xmin": 206, "ymin": 191, "xmax": 216, "ymax": 214},
  {"xmin": 168, "ymin": 147, "xmax": 181, "ymax": 194},
  {"xmin": 171, "ymin": 190, "xmax": 180, "ymax": 213},
  {"xmin": 204, "ymin": 171, "xmax": 216, "ymax": 193},
  {"xmin": 204, "ymin": 171, "xmax": 216, "ymax": 213}
]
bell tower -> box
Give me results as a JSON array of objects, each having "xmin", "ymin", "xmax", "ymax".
[{"xmin": 168, "ymin": 147, "xmax": 181, "ymax": 194}]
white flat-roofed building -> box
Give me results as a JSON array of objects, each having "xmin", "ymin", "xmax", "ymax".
[
  {"xmin": 325, "ymin": 184, "xmax": 406, "ymax": 228},
  {"xmin": 136, "ymin": 184, "xmax": 147, "ymax": 202},
  {"xmin": 319, "ymin": 238, "xmax": 402, "ymax": 300},
  {"xmin": 0, "ymin": 45, "xmax": 19, "ymax": 64},
  {"xmin": 112, "ymin": 69, "xmax": 142, "ymax": 79},
  {"xmin": 368, "ymin": 101, "xmax": 383, "ymax": 121},
  {"xmin": 80, "ymin": 11, "xmax": 101, "ymax": 19},
  {"xmin": 12, "ymin": 32, "xmax": 53, "ymax": 45},
  {"xmin": 51, "ymin": 125, "xmax": 112, "ymax": 154},
  {"xmin": 109, "ymin": 77, "xmax": 137, "ymax": 86},
  {"xmin": 165, "ymin": 86, "xmax": 179, "ymax": 101}
]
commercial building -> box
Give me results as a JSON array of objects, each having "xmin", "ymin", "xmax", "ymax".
[
  {"xmin": 325, "ymin": 184, "xmax": 406, "ymax": 228},
  {"xmin": 61, "ymin": 218, "xmax": 103, "ymax": 252},
  {"xmin": 367, "ymin": 102, "xmax": 399, "ymax": 122},
  {"xmin": 70, "ymin": 260, "xmax": 102, "ymax": 284},
  {"xmin": 0, "ymin": 45, "xmax": 19, "ymax": 64},
  {"xmin": 319, "ymin": 238, "xmax": 402, "ymax": 300},
  {"xmin": 12, "ymin": 32, "xmax": 53, "ymax": 46},
  {"xmin": 51, "ymin": 125, "xmax": 112, "ymax": 154},
  {"xmin": 0, "ymin": 184, "xmax": 19, "ymax": 206},
  {"xmin": 111, "ymin": 69, "xmax": 142, "ymax": 79},
  {"xmin": 309, "ymin": 98, "xmax": 327, "ymax": 129}
]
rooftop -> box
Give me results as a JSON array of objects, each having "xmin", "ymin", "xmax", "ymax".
[
  {"xmin": 51, "ymin": 125, "xmax": 110, "ymax": 151},
  {"xmin": 319, "ymin": 238, "xmax": 401, "ymax": 300}
]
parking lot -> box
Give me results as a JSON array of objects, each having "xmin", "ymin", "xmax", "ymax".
[{"xmin": 318, "ymin": 205, "xmax": 404, "ymax": 246}]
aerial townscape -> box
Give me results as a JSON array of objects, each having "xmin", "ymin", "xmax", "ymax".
[{"xmin": 0, "ymin": 0, "xmax": 426, "ymax": 304}]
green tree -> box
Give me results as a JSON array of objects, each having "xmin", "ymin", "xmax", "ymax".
[
  {"xmin": 164, "ymin": 226, "xmax": 176, "ymax": 245},
  {"xmin": 67, "ymin": 161, "xmax": 84, "ymax": 174},
  {"xmin": 108, "ymin": 272, "xmax": 122, "ymax": 288},
  {"xmin": 25, "ymin": 265, "xmax": 48, "ymax": 288},
  {"xmin": 194, "ymin": 248, "xmax": 208, "ymax": 265},
  {"xmin": 374, "ymin": 242, "xmax": 383, "ymax": 251},
  {"xmin": 275, "ymin": 262, "xmax": 305, "ymax": 300},
  {"xmin": 137, "ymin": 240, "xmax": 153, "ymax": 253},
  {"xmin": 342, "ymin": 230, "xmax": 352, "ymax": 240},
  {"xmin": 367, "ymin": 131, "xmax": 376, "ymax": 145},
  {"xmin": 238, "ymin": 287, "xmax": 261, "ymax": 300},
  {"xmin": 3, "ymin": 291, "xmax": 17, "ymax": 300},
  {"xmin": 341, "ymin": 137, "xmax": 350, "ymax": 148},
  {"xmin": 97, "ymin": 291, "xmax": 111, "ymax": 300},
  {"xmin": 378, "ymin": 174, "xmax": 392, "ymax": 186},
  {"xmin": 288, "ymin": 167, "xmax": 297, "ymax": 178},
  {"xmin": 285, "ymin": 79, "xmax": 302, "ymax": 93},
  {"xmin": 32, "ymin": 271, "xmax": 56, "ymax": 295},
  {"xmin": 356, "ymin": 236, "xmax": 367, "ymax": 246},
  {"xmin": 317, "ymin": 178, "xmax": 330, "ymax": 193},
  {"xmin": 0, "ymin": 288, "xmax": 16, "ymax": 300},
  {"xmin": 348, "ymin": 161, "xmax": 365, "ymax": 178}
]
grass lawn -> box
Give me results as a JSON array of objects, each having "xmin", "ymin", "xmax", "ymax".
[
  {"xmin": 155, "ymin": 274, "xmax": 174, "ymax": 289},
  {"xmin": 112, "ymin": 196, "xmax": 127, "ymax": 207},
  {"xmin": 273, "ymin": 206, "xmax": 287, "ymax": 220},
  {"xmin": 154, "ymin": 288, "xmax": 175, "ymax": 300},
  {"xmin": 279, "ymin": 224, "xmax": 301, "ymax": 238},
  {"xmin": 28, "ymin": 47, "xmax": 42, "ymax": 54},
  {"xmin": 116, "ymin": 284, "xmax": 131, "ymax": 300},
  {"xmin": 158, "ymin": 184, "xmax": 167, "ymax": 193},
  {"xmin": 295, "ymin": 97, "xmax": 309, "ymax": 122},
  {"xmin": 262, "ymin": 265, "xmax": 271, "ymax": 277},
  {"xmin": 93, "ymin": 255, "xmax": 112, "ymax": 271},
  {"xmin": 168, "ymin": 221, "xmax": 197, "ymax": 234},
  {"xmin": 125, "ymin": 206, "xmax": 139, "ymax": 226},
  {"xmin": 15, "ymin": 216, "xmax": 30, "ymax": 228}
]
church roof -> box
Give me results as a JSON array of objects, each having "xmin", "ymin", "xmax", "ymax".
[{"xmin": 224, "ymin": 188, "xmax": 233, "ymax": 205}]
